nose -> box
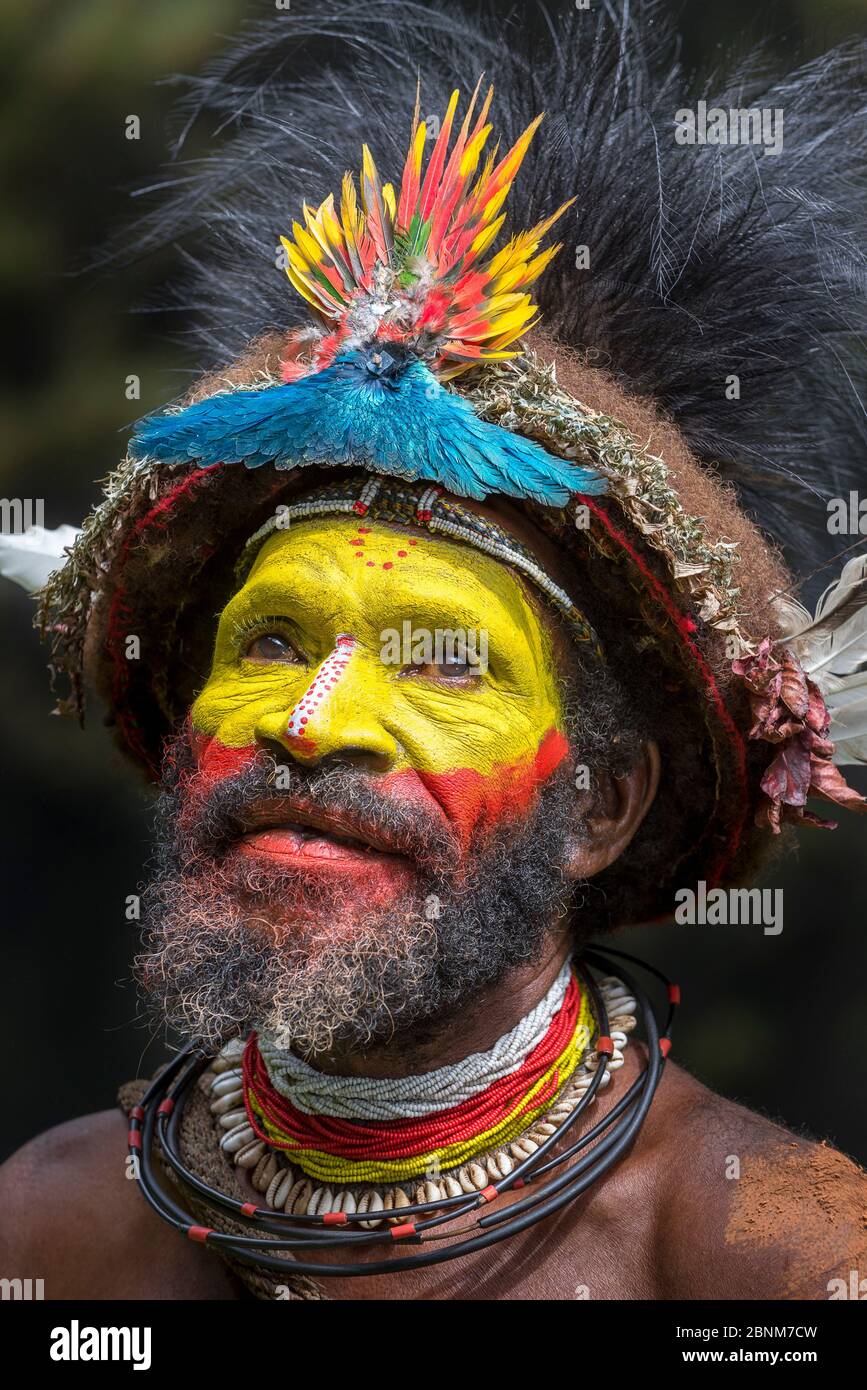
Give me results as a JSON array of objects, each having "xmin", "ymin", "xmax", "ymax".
[{"xmin": 253, "ymin": 634, "xmax": 401, "ymax": 771}]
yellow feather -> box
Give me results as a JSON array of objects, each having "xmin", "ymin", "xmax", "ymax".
[
  {"xmin": 521, "ymin": 199, "xmax": 576, "ymax": 247},
  {"xmin": 486, "ymin": 234, "xmax": 531, "ymax": 281},
  {"xmin": 487, "ymin": 315, "xmax": 539, "ymax": 350},
  {"xmin": 487, "ymin": 304, "xmax": 536, "ymax": 339},
  {"xmin": 361, "ymin": 143, "xmax": 378, "ymax": 181},
  {"xmin": 485, "ymin": 289, "xmax": 529, "ymax": 309},
  {"xmin": 492, "ymin": 242, "xmax": 562, "ymax": 294},
  {"xmin": 412, "ymin": 123, "xmax": 427, "ymax": 176},
  {"xmin": 281, "ymin": 238, "xmax": 313, "ymax": 276},
  {"xmin": 467, "ymin": 148, "xmax": 497, "ymax": 204},
  {"xmin": 359, "ymin": 145, "xmax": 382, "ymax": 217},
  {"xmin": 518, "ymin": 243, "xmax": 562, "ymax": 287},
  {"xmin": 340, "ymin": 172, "xmax": 363, "ymax": 236},
  {"xmin": 459, "ymin": 124, "xmax": 492, "ymax": 178},
  {"xmin": 469, "ymin": 213, "xmax": 506, "ymax": 257},
  {"xmin": 491, "ymin": 263, "xmax": 530, "ymax": 295},
  {"xmin": 479, "ymin": 183, "xmax": 512, "ymax": 225},
  {"xmin": 302, "ymin": 211, "xmax": 348, "ymax": 275},
  {"xmin": 292, "ymin": 221, "xmax": 325, "ymax": 267},
  {"xmin": 320, "ymin": 206, "xmax": 344, "ymax": 247},
  {"xmin": 497, "ymin": 114, "xmax": 544, "ymax": 181},
  {"xmin": 284, "ymin": 262, "xmax": 336, "ymax": 315},
  {"xmin": 305, "ymin": 195, "xmax": 342, "ymax": 248}
]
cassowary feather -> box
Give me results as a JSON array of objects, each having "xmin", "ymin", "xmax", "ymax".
[{"xmin": 119, "ymin": 0, "xmax": 867, "ymax": 578}]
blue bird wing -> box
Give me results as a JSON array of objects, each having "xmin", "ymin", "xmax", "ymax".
[
  {"xmin": 400, "ymin": 370, "xmax": 606, "ymax": 504},
  {"xmin": 130, "ymin": 360, "xmax": 606, "ymax": 506}
]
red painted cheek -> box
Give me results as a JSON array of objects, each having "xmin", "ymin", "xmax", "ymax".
[
  {"xmin": 385, "ymin": 727, "xmax": 570, "ymax": 850},
  {"xmin": 189, "ymin": 728, "xmax": 258, "ymax": 791}
]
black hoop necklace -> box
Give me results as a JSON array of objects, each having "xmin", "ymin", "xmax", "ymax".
[{"xmin": 129, "ymin": 945, "xmax": 678, "ymax": 1279}]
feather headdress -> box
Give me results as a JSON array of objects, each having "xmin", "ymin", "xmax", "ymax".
[
  {"xmin": 130, "ymin": 85, "xmax": 604, "ymax": 507},
  {"xmin": 278, "ymin": 81, "xmax": 572, "ymax": 379}
]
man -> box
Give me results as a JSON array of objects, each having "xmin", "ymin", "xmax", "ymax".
[{"xmin": 2, "ymin": 1, "xmax": 866, "ymax": 1300}]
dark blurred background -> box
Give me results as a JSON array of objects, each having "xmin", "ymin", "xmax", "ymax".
[{"xmin": 2, "ymin": 0, "xmax": 866, "ymax": 1164}]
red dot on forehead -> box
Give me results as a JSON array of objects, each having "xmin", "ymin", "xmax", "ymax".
[
  {"xmin": 382, "ymin": 561, "xmax": 393, "ymax": 569},
  {"xmin": 397, "ymin": 550, "xmax": 407, "ymax": 557}
]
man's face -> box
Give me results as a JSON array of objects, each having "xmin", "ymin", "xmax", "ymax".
[{"xmin": 137, "ymin": 516, "xmax": 582, "ymax": 1055}]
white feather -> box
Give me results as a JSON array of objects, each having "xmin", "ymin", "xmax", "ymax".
[
  {"xmin": 785, "ymin": 555, "xmax": 867, "ymax": 677},
  {"xmin": 0, "ymin": 524, "xmax": 80, "ymax": 594},
  {"xmin": 820, "ymin": 669, "xmax": 867, "ymax": 765},
  {"xmin": 775, "ymin": 554, "xmax": 867, "ymax": 765},
  {"xmin": 770, "ymin": 591, "xmax": 811, "ymax": 639}
]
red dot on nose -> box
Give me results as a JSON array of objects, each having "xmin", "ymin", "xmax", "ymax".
[
  {"xmin": 397, "ymin": 550, "xmax": 407, "ymax": 557},
  {"xmin": 366, "ymin": 561, "xmax": 375, "ymax": 567},
  {"xmin": 383, "ymin": 561, "xmax": 393, "ymax": 570}
]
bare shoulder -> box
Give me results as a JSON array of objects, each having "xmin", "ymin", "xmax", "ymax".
[
  {"xmin": 0, "ymin": 1109, "xmax": 240, "ymax": 1300},
  {"xmin": 654, "ymin": 1063, "xmax": 867, "ymax": 1300}
]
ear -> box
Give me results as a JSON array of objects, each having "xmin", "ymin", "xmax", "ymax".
[{"xmin": 564, "ymin": 741, "xmax": 661, "ymax": 879}]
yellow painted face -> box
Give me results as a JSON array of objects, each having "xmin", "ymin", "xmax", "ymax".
[{"xmin": 191, "ymin": 516, "xmax": 569, "ymax": 841}]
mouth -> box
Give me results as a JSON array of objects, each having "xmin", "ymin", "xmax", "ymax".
[{"xmin": 233, "ymin": 798, "xmax": 407, "ymax": 867}]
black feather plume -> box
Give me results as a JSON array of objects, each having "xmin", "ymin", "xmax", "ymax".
[{"xmin": 121, "ymin": 0, "xmax": 867, "ymax": 580}]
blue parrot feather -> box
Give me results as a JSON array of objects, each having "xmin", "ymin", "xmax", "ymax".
[{"xmin": 129, "ymin": 349, "xmax": 606, "ymax": 506}]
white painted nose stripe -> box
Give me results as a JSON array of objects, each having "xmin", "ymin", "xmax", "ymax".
[{"xmin": 286, "ymin": 634, "xmax": 356, "ymax": 741}]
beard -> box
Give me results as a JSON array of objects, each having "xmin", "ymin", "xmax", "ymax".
[{"xmin": 135, "ymin": 729, "xmax": 584, "ymax": 1058}]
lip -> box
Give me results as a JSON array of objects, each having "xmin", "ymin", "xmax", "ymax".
[{"xmin": 234, "ymin": 798, "xmax": 406, "ymax": 865}]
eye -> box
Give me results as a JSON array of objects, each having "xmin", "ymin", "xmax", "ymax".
[
  {"xmin": 242, "ymin": 631, "xmax": 302, "ymax": 664},
  {"xmin": 403, "ymin": 655, "xmax": 478, "ymax": 681}
]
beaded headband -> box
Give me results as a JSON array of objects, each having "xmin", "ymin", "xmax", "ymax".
[{"xmin": 236, "ymin": 474, "xmax": 602, "ymax": 654}]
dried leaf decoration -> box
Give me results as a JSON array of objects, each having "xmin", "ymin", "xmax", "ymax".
[{"xmin": 732, "ymin": 638, "xmax": 867, "ymax": 832}]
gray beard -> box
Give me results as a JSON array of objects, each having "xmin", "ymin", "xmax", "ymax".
[{"xmin": 135, "ymin": 734, "xmax": 582, "ymax": 1058}]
